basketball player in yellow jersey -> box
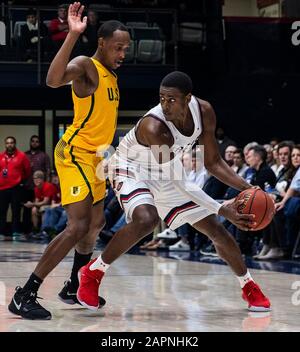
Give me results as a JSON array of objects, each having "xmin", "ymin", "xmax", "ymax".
[{"xmin": 8, "ymin": 2, "xmax": 130, "ymax": 320}]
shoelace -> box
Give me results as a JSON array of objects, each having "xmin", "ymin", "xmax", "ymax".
[{"xmin": 22, "ymin": 291, "xmax": 43, "ymax": 305}]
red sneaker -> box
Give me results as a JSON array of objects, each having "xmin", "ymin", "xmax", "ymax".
[
  {"xmin": 242, "ymin": 280, "xmax": 271, "ymax": 312},
  {"xmin": 77, "ymin": 258, "xmax": 105, "ymax": 311}
]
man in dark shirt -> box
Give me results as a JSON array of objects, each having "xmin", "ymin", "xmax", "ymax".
[
  {"xmin": 80, "ymin": 9, "xmax": 99, "ymax": 56},
  {"xmin": 0, "ymin": 136, "xmax": 31, "ymax": 239},
  {"xmin": 23, "ymin": 135, "xmax": 51, "ymax": 233},
  {"xmin": 19, "ymin": 9, "xmax": 48, "ymax": 62},
  {"xmin": 25, "ymin": 135, "xmax": 51, "ymax": 184},
  {"xmin": 233, "ymin": 145, "xmax": 276, "ymax": 254},
  {"xmin": 244, "ymin": 145, "xmax": 276, "ymax": 190}
]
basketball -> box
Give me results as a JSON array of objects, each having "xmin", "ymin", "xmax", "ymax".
[{"xmin": 235, "ymin": 188, "xmax": 275, "ymax": 231}]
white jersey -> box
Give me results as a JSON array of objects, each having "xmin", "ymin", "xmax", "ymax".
[
  {"xmin": 108, "ymin": 96, "xmax": 222, "ymax": 229},
  {"xmin": 116, "ymin": 95, "xmax": 203, "ymax": 180}
]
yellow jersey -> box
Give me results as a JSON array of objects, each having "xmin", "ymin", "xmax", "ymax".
[{"xmin": 62, "ymin": 58, "xmax": 119, "ymax": 152}]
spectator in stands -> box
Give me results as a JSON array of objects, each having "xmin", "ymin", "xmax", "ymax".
[
  {"xmin": 19, "ymin": 8, "xmax": 48, "ymax": 62},
  {"xmin": 291, "ymin": 145, "xmax": 300, "ymax": 175},
  {"xmin": 243, "ymin": 145, "xmax": 276, "ymax": 190},
  {"xmin": 203, "ymin": 145, "xmax": 237, "ymax": 200},
  {"xmin": 270, "ymin": 137, "xmax": 280, "ymax": 148},
  {"xmin": 37, "ymin": 171, "xmax": 67, "ymax": 239},
  {"xmin": 221, "ymin": 149, "xmax": 249, "ymax": 201},
  {"xmin": 224, "ymin": 145, "xmax": 237, "ymax": 167},
  {"xmin": 0, "ymin": 136, "xmax": 31, "ymax": 240},
  {"xmin": 23, "ymin": 135, "xmax": 51, "ymax": 234},
  {"xmin": 80, "ymin": 9, "xmax": 99, "ymax": 56},
  {"xmin": 273, "ymin": 141, "xmax": 294, "ymax": 197},
  {"xmin": 233, "ymin": 145, "xmax": 276, "ymax": 255},
  {"xmin": 275, "ymin": 147, "xmax": 300, "ymax": 257},
  {"xmin": 50, "ymin": 170, "xmax": 61, "ymax": 201},
  {"xmin": 25, "ymin": 135, "xmax": 51, "ymax": 182},
  {"xmin": 253, "ymin": 142, "xmax": 294, "ymax": 260},
  {"xmin": 257, "ymin": 144, "xmax": 300, "ymax": 260},
  {"xmin": 243, "ymin": 141, "xmax": 258, "ymax": 165},
  {"xmin": 271, "ymin": 144, "xmax": 281, "ymax": 175},
  {"xmin": 184, "ymin": 148, "xmax": 209, "ymax": 185},
  {"xmin": 264, "ymin": 144, "xmax": 274, "ymax": 167},
  {"xmin": 24, "ymin": 170, "xmax": 55, "ymax": 238},
  {"xmin": 49, "ymin": 4, "xmax": 69, "ymax": 52},
  {"xmin": 232, "ymin": 148, "xmax": 248, "ymax": 177},
  {"xmin": 215, "ymin": 127, "xmax": 236, "ymax": 158},
  {"xmin": 200, "ymin": 148, "xmax": 249, "ymax": 256}
]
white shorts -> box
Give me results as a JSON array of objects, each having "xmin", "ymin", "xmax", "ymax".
[{"xmin": 108, "ymin": 157, "xmax": 214, "ymax": 230}]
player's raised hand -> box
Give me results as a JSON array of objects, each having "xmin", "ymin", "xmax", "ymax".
[{"xmin": 68, "ymin": 2, "xmax": 87, "ymax": 34}]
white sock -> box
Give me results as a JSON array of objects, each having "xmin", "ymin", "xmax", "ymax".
[
  {"xmin": 90, "ymin": 254, "xmax": 110, "ymax": 272},
  {"xmin": 237, "ymin": 270, "xmax": 253, "ymax": 288}
]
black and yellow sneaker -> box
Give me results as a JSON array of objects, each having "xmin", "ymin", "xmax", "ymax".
[
  {"xmin": 8, "ymin": 286, "xmax": 51, "ymax": 320},
  {"xmin": 58, "ymin": 279, "xmax": 106, "ymax": 308}
]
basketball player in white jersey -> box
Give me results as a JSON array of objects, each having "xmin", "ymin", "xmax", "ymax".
[{"xmin": 77, "ymin": 71, "xmax": 271, "ymax": 312}]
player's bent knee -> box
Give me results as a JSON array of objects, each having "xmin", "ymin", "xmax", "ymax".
[
  {"xmin": 133, "ymin": 208, "xmax": 159, "ymax": 234},
  {"xmin": 65, "ymin": 218, "xmax": 90, "ymax": 239}
]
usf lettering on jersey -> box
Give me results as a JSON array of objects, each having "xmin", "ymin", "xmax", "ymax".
[{"xmin": 62, "ymin": 58, "xmax": 119, "ymax": 152}]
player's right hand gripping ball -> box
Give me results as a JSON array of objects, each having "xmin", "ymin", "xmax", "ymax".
[{"xmin": 235, "ymin": 188, "xmax": 275, "ymax": 231}]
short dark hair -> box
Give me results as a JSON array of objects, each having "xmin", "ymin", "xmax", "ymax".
[
  {"xmin": 249, "ymin": 145, "xmax": 267, "ymax": 162},
  {"xmin": 234, "ymin": 148, "xmax": 244, "ymax": 159},
  {"xmin": 58, "ymin": 4, "xmax": 68, "ymax": 10},
  {"xmin": 293, "ymin": 144, "xmax": 300, "ymax": 152},
  {"xmin": 277, "ymin": 141, "xmax": 294, "ymax": 154},
  {"xmin": 5, "ymin": 136, "xmax": 16, "ymax": 143},
  {"xmin": 27, "ymin": 8, "xmax": 36, "ymax": 17},
  {"xmin": 30, "ymin": 135, "xmax": 39, "ymax": 142},
  {"xmin": 160, "ymin": 71, "xmax": 193, "ymax": 95},
  {"xmin": 97, "ymin": 20, "xmax": 128, "ymax": 39}
]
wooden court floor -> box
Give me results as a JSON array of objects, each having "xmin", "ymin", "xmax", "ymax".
[{"xmin": 0, "ymin": 242, "xmax": 300, "ymax": 332}]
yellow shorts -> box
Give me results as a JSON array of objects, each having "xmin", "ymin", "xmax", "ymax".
[{"xmin": 54, "ymin": 139, "xmax": 105, "ymax": 206}]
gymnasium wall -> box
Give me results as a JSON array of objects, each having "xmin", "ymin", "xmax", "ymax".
[{"xmin": 1, "ymin": 2, "xmax": 300, "ymax": 149}]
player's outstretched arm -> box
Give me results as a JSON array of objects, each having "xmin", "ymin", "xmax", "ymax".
[
  {"xmin": 46, "ymin": 2, "xmax": 87, "ymax": 88},
  {"xmin": 198, "ymin": 99, "xmax": 251, "ymax": 192}
]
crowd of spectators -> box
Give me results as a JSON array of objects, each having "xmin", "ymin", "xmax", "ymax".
[
  {"xmin": 12, "ymin": 5, "xmax": 105, "ymax": 62},
  {"xmin": 139, "ymin": 131, "xmax": 300, "ymax": 261},
  {"xmin": 0, "ymin": 135, "xmax": 64, "ymax": 241},
  {"xmin": 5, "ymin": 1, "xmax": 191, "ymax": 63}
]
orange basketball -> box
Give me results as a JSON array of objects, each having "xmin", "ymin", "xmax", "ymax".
[{"xmin": 235, "ymin": 188, "xmax": 275, "ymax": 231}]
